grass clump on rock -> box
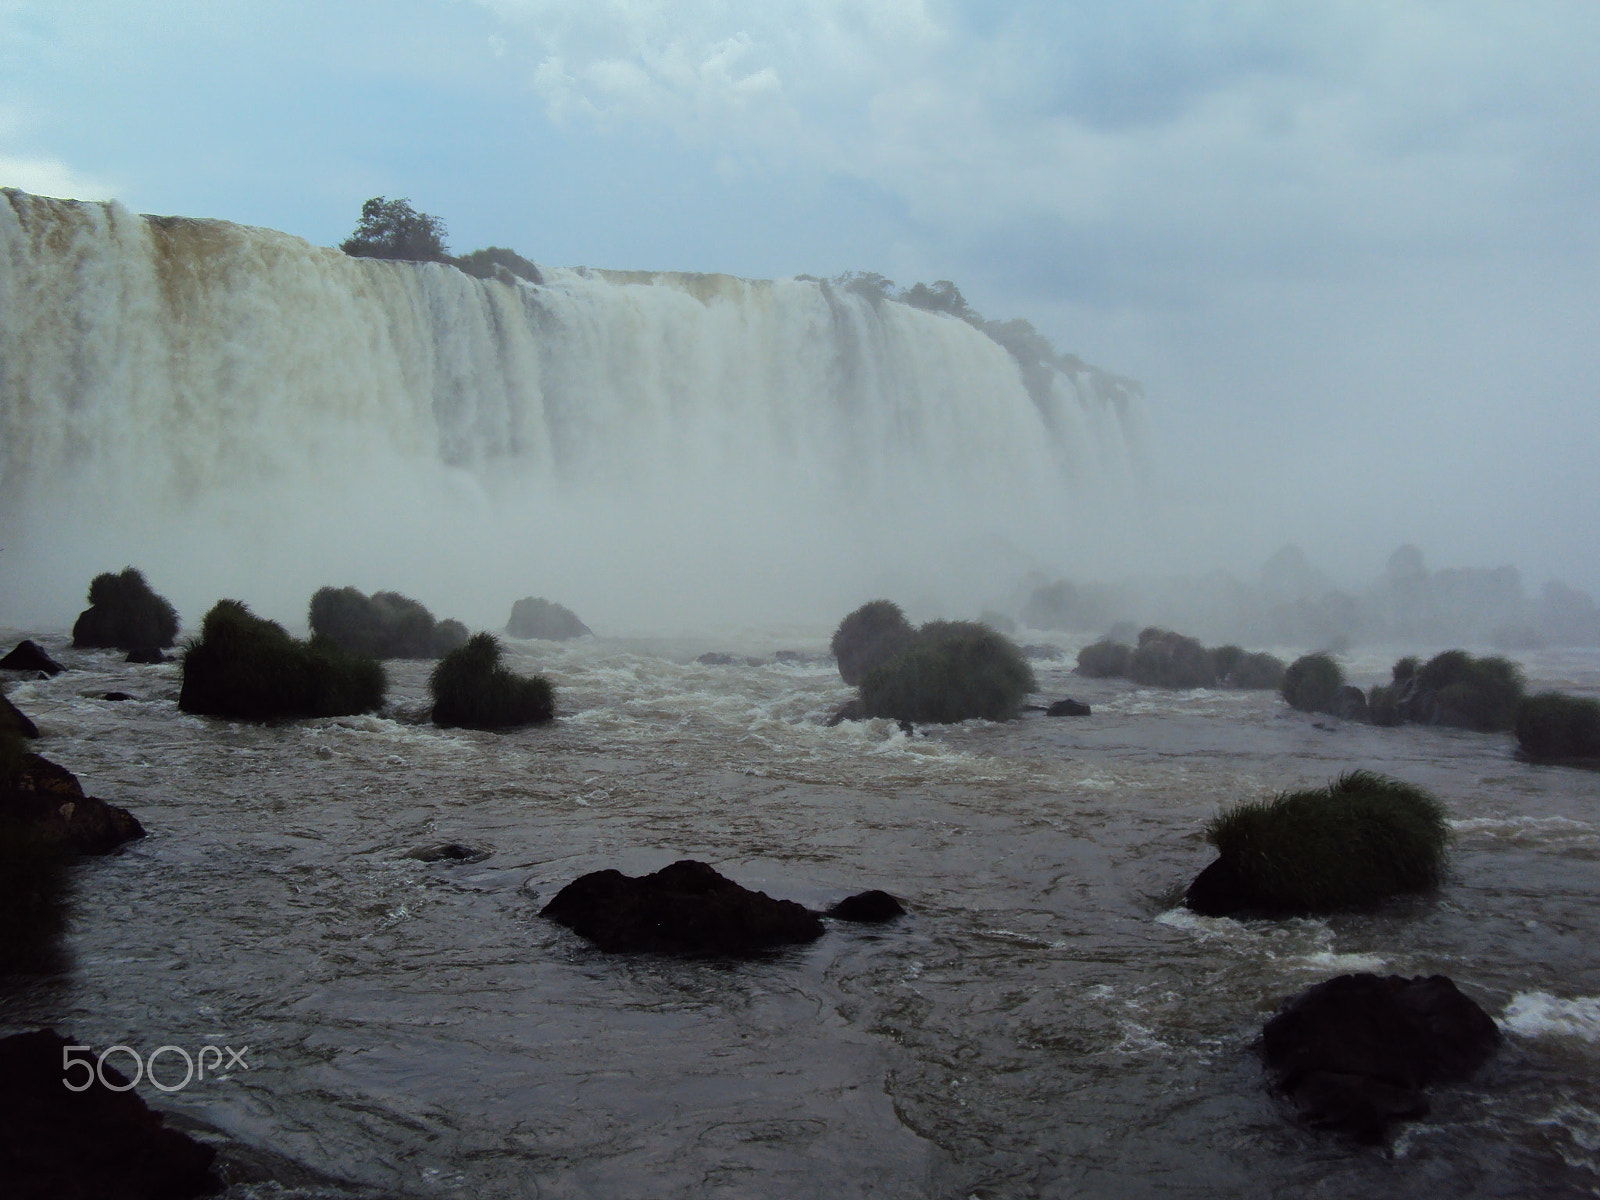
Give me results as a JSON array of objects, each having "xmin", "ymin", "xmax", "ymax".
[
  {"xmin": 429, "ymin": 633, "xmax": 554, "ymax": 729},
  {"xmin": 1075, "ymin": 638, "xmax": 1132, "ymax": 679},
  {"xmin": 1282, "ymin": 652, "xmax": 1345, "ymax": 714},
  {"xmin": 1515, "ymin": 692, "xmax": 1600, "ymax": 763},
  {"xmin": 859, "ymin": 620, "xmax": 1036, "ymax": 724},
  {"xmin": 831, "ymin": 600, "xmax": 916, "ymax": 685},
  {"xmin": 1192, "ymin": 771, "xmax": 1449, "ymax": 914},
  {"xmin": 309, "ymin": 586, "xmax": 468, "ymax": 659},
  {"xmin": 1128, "ymin": 628, "xmax": 1216, "ymax": 689},
  {"xmin": 71, "ymin": 567, "xmax": 179, "ymax": 651},
  {"xmin": 1417, "ymin": 650, "xmax": 1524, "ymax": 732},
  {"xmin": 1227, "ymin": 650, "xmax": 1287, "ymax": 691},
  {"xmin": 179, "ymin": 600, "xmax": 386, "ymax": 720}
]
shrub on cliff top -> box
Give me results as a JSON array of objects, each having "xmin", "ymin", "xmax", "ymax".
[
  {"xmin": 1204, "ymin": 771, "xmax": 1449, "ymax": 912},
  {"xmin": 859, "ymin": 620, "xmax": 1036, "ymax": 724},
  {"xmin": 429, "ymin": 633, "xmax": 554, "ymax": 730},
  {"xmin": 1282, "ymin": 653, "xmax": 1345, "ymax": 714},
  {"xmin": 831, "ymin": 600, "xmax": 916, "ymax": 686},
  {"xmin": 179, "ymin": 600, "xmax": 386, "ymax": 720},
  {"xmin": 71, "ymin": 567, "xmax": 179, "ymax": 651}
]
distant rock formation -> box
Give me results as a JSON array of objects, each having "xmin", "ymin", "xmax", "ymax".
[{"xmin": 506, "ymin": 597, "xmax": 591, "ymax": 640}]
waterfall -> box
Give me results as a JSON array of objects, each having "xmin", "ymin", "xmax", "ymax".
[{"xmin": 0, "ymin": 189, "xmax": 1141, "ymax": 632}]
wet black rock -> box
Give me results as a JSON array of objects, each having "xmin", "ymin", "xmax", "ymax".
[
  {"xmin": 1045, "ymin": 698, "xmax": 1092, "ymax": 717},
  {"xmin": 100, "ymin": 692, "xmax": 134, "ymax": 703},
  {"xmin": 825, "ymin": 890, "xmax": 906, "ymax": 923},
  {"xmin": 409, "ymin": 842, "xmax": 489, "ymax": 864},
  {"xmin": 0, "ymin": 752, "xmax": 146, "ymax": 854},
  {"xmin": 1, "ymin": 694, "xmax": 39, "ymax": 739},
  {"xmin": 542, "ymin": 859, "xmax": 825, "ymax": 955},
  {"xmin": 0, "ymin": 1028, "xmax": 221, "ymax": 1199},
  {"xmin": 124, "ymin": 647, "xmax": 171, "ymax": 664},
  {"xmin": 1260, "ymin": 973, "xmax": 1500, "ymax": 1142},
  {"xmin": 0, "ymin": 641, "xmax": 64, "ymax": 676}
]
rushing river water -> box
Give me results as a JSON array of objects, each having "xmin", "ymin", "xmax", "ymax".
[{"xmin": 3, "ymin": 629, "xmax": 1599, "ymax": 1198}]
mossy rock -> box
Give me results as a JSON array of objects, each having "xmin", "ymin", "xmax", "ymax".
[
  {"xmin": 1515, "ymin": 692, "xmax": 1600, "ymax": 763},
  {"xmin": 1282, "ymin": 653, "xmax": 1345, "ymax": 714},
  {"xmin": 179, "ymin": 600, "xmax": 386, "ymax": 720},
  {"xmin": 71, "ymin": 567, "xmax": 179, "ymax": 651},
  {"xmin": 859, "ymin": 620, "xmax": 1036, "ymax": 724},
  {"xmin": 1188, "ymin": 771, "xmax": 1449, "ymax": 914},
  {"xmin": 430, "ymin": 633, "xmax": 554, "ymax": 729},
  {"xmin": 1075, "ymin": 639, "xmax": 1131, "ymax": 679},
  {"xmin": 831, "ymin": 600, "xmax": 916, "ymax": 685}
]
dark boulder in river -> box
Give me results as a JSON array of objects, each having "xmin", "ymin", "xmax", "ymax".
[
  {"xmin": 542, "ymin": 859, "xmax": 825, "ymax": 955},
  {"xmin": 1260, "ymin": 973, "xmax": 1500, "ymax": 1142},
  {"xmin": 124, "ymin": 646, "xmax": 171, "ymax": 664},
  {"xmin": 0, "ymin": 640, "xmax": 64, "ymax": 676},
  {"xmin": 1046, "ymin": 698, "xmax": 1091, "ymax": 717},
  {"xmin": 0, "ymin": 1028, "xmax": 221, "ymax": 1198},
  {"xmin": 1, "ymin": 694, "xmax": 39, "ymax": 739},
  {"xmin": 0, "ymin": 751, "xmax": 145, "ymax": 854},
  {"xmin": 825, "ymin": 889, "xmax": 906, "ymax": 923},
  {"xmin": 505, "ymin": 596, "xmax": 591, "ymax": 640}
]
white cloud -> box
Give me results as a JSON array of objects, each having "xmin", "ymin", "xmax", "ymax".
[{"xmin": 469, "ymin": 0, "xmax": 1600, "ymax": 289}]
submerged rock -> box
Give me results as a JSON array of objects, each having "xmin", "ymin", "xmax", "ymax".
[
  {"xmin": 409, "ymin": 842, "xmax": 489, "ymax": 864},
  {"xmin": 825, "ymin": 890, "xmax": 906, "ymax": 923},
  {"xmin": 0, "ymin": 640, "xmax": 64, "ymax": 676},
  {"xmin": 1260, "ymin": 973, "xmax": 1500, "ymax": 1142},
  {"xmin": 542, "ymin": 859, "xmax": 825, "ymax": 955},
  {"xmin": 0, "ymin": 752, "xmax": 146, "ymax": 854},
  {"xmin": 124, "ymin": 647, "xmax": 171, "ymax": 664},
  {"xmin": 1045, "ymin": 698, "xmax": 1091, "ymax": 717},
  {"xmin": 0, "ymin": 1028, "xmax": 220, "ymax": 1198}
]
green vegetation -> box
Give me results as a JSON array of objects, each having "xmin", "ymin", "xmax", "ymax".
[
  {"xmin": 1367, "ymin": 684, "xmax": 1402, "ymax": 727},
  {"xmin": 1515, "ymin": 692, "xmax": 1600, "ymax": 761},
  {"xmin": 1128, "ymin": 628, "xmax": 1216, "ymax": 689},
  {"xmin": 430, "ymin": 633, "xmax": 554, "ymax": 730},
  {"xmin": 1075, "ymin": 638, "xmax": 1132, "ymax": 679},
  {"xmin": 1417, "ymin": 650, "xmax": 1525, "ymax": 732},
  {"xmin": 1205, "ymin": 771, "xmax": 1450, "ymax": 912},
  {"xmin": 71, "ymin": 567, "xmax": 179, "ymax": 650},
  {"xmin": 1282, "ymin": 653, "xmax": 1345, "ymax": 714},
  {"xmin": 452, "ymin": 246, "xmax": 543, "ymax": 285},
  {"xmin": 179, "ymin": 600, "xmax": 386, "ymax": 720},
  {"xmin": 858, "ymin": 620, "xmax": 1036, "ymax": 724},
  {"xmin": 309, "ymin": 586, "xmax": 468, "ymax": 659},
  {"xmin": 830, "ymin": 600, "xmax": 917, "ymax": 686},
  {"xmin": 341, "ymin": 196, "xmax": 449, "ymax": 262},
  {"xmin": 1227, "ymin": 650, "xmax": 1287, "ymax": 691}
]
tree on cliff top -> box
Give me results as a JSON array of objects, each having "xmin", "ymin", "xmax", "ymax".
[{"xmin": 341, "ymin": 197, "xmax": 448, "ymax": 262}]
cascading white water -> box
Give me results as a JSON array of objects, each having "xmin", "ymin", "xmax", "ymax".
[{"xmin": 0, "ymin": 189, "xmax": 1141, "ymax": 633}]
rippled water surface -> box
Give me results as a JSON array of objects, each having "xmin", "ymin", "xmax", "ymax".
[{"xmin": 3, "ymin": 631, "xmax": 1599, "ymax": 1198}]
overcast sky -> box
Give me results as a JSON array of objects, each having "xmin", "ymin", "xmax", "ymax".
[{"xmin": 4, "ymin": 1, "xmax": 1598, "ymax": 594}]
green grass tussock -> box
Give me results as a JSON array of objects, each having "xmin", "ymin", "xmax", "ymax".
[
  {"xmin": 430, "ymin": 633, "xmax": 555, "ymax": 730},
  {"xmin": 859, "ymin": 620, "xmax": 1036, "ymax": 724},
  {"xmin": 1515, "ymin": 692, "xmax": 1600, "ymax": 761},
  {"xmin": 179, "ymin": 600, "xmax": 386, "ymax": 720},
  {"xmin": 1227, "ymin": 650, "xmax": 1287, "ymax": 691},
  {"xmin": 309, "ymin": 586, "xmax": 466, "ymax": 659},
  {"xmin": 1418, "ymin": 650, "xmax": 1525, "ymax": 732},
  {"xmin": 72, "ymin": 566, "xmax": 180, "ymax": 650},
  {"xmin": 1205, "ymin": 771, "xmax": 1449, "ymax": 911},
  {"xmin": 831, "ymin": 600, "xmax": 916, "ymax": 686},
  {"xmin": 1282, "ymin": 653, "xmax": 1345, "ymax": 713},
  {"xmin": 1075, "ymin": 638, "xmax": 1132, "ymax": 678}
]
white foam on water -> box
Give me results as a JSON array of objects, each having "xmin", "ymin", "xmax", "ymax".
[{"xmin": 1503, "ymin": 992, "xmax": 1600, "ymax": 1043}]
